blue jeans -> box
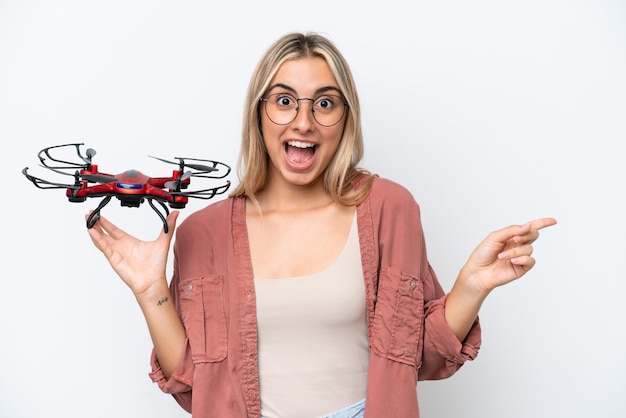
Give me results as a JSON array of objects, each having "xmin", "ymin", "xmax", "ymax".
[
  {"xmin": 320, "ymin": 398, "xmax": 366, "ymax": 418},
  {"xmin": 261, "ymin": 398, "xmax": 366, "ymax": 418}
]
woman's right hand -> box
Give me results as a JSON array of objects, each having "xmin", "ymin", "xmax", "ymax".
[
  {"xmin": 87, "ymin": 211, "xmax": 187, "ymax": 378},
  {"xmin": 86, "ymin": 211, "xmax": 180, "ymax": 297}
]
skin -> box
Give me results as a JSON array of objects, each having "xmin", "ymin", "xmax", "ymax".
[
  {"xmin": 86, "ymin": 56, "xmax": 557, "ymax": 379},
  {"xmin": 259, "ymin": 57, "xmax": 345, "ymax": 190}
]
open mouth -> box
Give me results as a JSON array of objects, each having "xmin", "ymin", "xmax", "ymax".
[{"xmin": 284, "ymin": 140, "xmax": 317, "ymax": 165}]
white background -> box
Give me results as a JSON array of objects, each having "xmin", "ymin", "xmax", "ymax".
[{"xmin": 1, "ymin": 1, "xmax": 625, "ymax": 417}]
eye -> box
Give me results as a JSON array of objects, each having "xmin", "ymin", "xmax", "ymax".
[
  {"xmin": 314, "ymin": 95, "xmax": 342, "ymax": 113},
  {"xmin": 315, "ymin": 96, "xmax": 334, "ymax": 109},
  {"xmin": 274, "ymin": 93, "xmax": 297, "ymax": 108}
]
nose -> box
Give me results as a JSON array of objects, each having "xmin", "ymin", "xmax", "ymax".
[{"xmin": 291, "ymin": 98, "xmax": 316, "ymax": 131}]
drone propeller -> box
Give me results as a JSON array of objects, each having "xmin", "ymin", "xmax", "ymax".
[
  {"xmin": 149, "ymin": 155, "xmax": 218, "ymax": 173},
  {"xmin": 79, "ymin": 173, "xmax": 118, "ymax": 183},
  {"xmin": 77, "ymin": 147, "xmax": 97, "ymax": 165},
  {"xmin": 40, "ymin": 165, "xmax": 118, "ymax": 184},
  {"xmin": 178, "ymin": 159, "xmax": 218, "ymax": 172},
  {"xmin": 164, "ymin": 171, "xmax": 192, "ymax": 190}
]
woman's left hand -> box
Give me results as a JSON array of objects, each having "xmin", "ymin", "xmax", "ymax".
[
  {"xmin": 462, "ymin": 217, "xmax": 557, "ymax": 295},
  {"xmin": 446, "ymin": 217, "xmax": 557, "ymax": 341}
]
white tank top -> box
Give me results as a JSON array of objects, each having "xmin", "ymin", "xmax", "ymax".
[{"xmin": 254, "ymin": 215, "xmax": 368, "ymax": 418}]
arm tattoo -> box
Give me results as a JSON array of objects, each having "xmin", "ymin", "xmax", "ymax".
[{"xmin": 157, "ymin": 296, "xmax": 169, "ymax": 306}]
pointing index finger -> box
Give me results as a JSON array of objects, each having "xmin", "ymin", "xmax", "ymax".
[{"xmin": 528, "ymin": 217, "xmax": 558, "ymax": 231}]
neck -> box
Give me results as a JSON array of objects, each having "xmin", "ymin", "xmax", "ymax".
[{"xmin": 256, "ymin": 173, "xmax": 334, "ymax": 214}]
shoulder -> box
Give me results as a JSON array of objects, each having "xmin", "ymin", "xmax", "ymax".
[
  {"xmin": 367, "ymin": 176, "xmax": 420, "ymax": 209},
  {"xmin": 176, "ymin": 197, "xmax": 235, "ymax": 236},
  {"xmin": 355, "ymin": 175, "xmax": 423, "ymax": 227},
  {"xmin": 171, "ymin": 197, "xmax": 239, "ymax": 274},
  {"xmin": 370, "ymin": 176, "xmax": 414, "ymax": 197}
]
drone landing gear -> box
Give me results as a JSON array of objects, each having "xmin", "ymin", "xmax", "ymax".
[
  {"xmin": 147, "ymin": 199, "xmax": 171, "ymax": 233},
  {"xmin": 86, "ymin": 196, "xmax": 172, "ymax": 233},
  {"xmin": 86, "ymin": 196, "xmax": 112, "ymax": 229}
]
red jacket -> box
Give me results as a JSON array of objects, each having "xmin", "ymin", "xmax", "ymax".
[{"xmin": 149, "ymin": 176, "xmax": 481, "ymax": 417}]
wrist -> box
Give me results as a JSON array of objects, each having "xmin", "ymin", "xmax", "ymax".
[
  {"xmin": 133, "ymin": 277, "xmax": 170, "ymax": 306},
  {"xmin": 454, "ymin": 266, "xmax": 492, "ymax": 300}
]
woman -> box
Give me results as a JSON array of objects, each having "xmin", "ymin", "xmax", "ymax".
[{"xmin": 87, "ymin": 32, "xmax": 556, "ymax": 418}]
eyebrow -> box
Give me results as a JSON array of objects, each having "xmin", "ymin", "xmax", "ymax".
[{"xmin": 266, "ymin": 83, "xmax": 343, "ymax": 96}]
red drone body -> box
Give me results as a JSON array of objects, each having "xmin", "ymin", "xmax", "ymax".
[{"xmin": 66, "ymin": 165, "xmax": 191, "ymax": 208}]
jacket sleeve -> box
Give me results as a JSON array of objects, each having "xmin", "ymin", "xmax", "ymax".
[
  {"xmin": 149, "ymin": 343, "xmax": 193, "ymax": 412},
  {"xmin": 419, "ymin": 268, "xmax": 481, "ymax": 380}
]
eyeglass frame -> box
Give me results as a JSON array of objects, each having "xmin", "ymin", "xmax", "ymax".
[{"xmin": 259, "ymin": 92, "xmax": 349, "ymax": 127}]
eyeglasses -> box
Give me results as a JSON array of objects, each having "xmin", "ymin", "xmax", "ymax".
[{"xmin": 260, "ymin": 92, "xmax": 348, "ymax": 127}]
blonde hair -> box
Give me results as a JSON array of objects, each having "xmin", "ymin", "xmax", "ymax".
[{"xmin": 230, "ymin": 32, "xmax": 374, "ymax": 206}]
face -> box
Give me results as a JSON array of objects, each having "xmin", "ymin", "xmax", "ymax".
[{"xmin": 260, "ymin": 57, "xmax": 346, "ymax": 190}]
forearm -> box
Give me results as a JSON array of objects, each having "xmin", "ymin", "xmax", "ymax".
[
  {"xmin": 135, "ymin": 278, "xmax": 186, "ymax": 379},
  {"xmin": 444, "ymin": 267, "xmax": 489, "ymax": 342}
]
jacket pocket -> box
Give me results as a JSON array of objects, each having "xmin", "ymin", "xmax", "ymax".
[
  {"xmin": 178, "ymin": 275, "xmax": 228, "ymax": 363},
  {"xmin": 371, "ymin": 266, "xmax": 424, "ymax": 367}
]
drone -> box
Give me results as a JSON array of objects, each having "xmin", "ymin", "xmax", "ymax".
[{"xmin": 22, "ymin": 143, "xmax": 231, "ymax": 232}]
